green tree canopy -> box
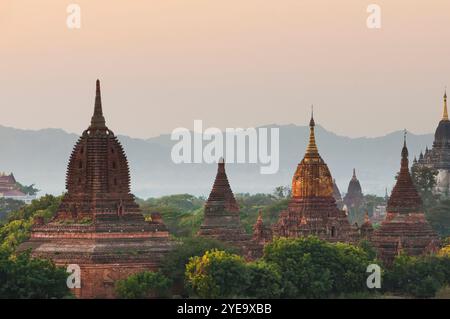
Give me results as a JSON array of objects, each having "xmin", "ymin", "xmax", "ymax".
[
  {"xmin": 185, "ymin": 249, "xmax": 249, "ymax": 298},
  {"xmin": 0, "ymin": 251, "xmax": 71, "ymax": 299},
  {"xmin": 115, "ymin": 271, "xmax": 172, "ymax": 299},
  {"xmin": 427, "ymin": 199, "xmax": 450, "ymax": 237},
  {"xmin": 263, "ymin": 236, "xmax": 374, "ymax": 298},
  {"xmin": 383, "ymin": 254, "xmax": 450, "ymax": 298}
]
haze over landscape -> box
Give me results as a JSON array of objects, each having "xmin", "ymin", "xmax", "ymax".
[{"xmin": 0, "ymin": 123, "xmax": 434, "ymax": 198}]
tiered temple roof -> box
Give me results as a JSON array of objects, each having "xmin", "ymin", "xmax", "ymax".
[
  {"xmin": 343, "ymin": 169, "xmax": 365, "ymax": 225},
  {"xmin": 253, "ymin": 211, "xmax": 272, "ymax": 245},
  {"xmin": 198, "ymin": 159, "xmax": 248, "ymax": 241},
  {"xmin": 0, "ymin": 173, "xmax": 25, "ymax": 196},
  {"xmin": 198, "ymin": 159, "xmax": 262, "ymax": 259},
  {"xmin": 372, "ymin": 134, "xmax": 440, "ymax": 265},
  {"xmin": 20, "ymin": 80, "xmax": 173, "ymax": 298},
  {"xmin": 272, "ymin": 111, "xmax": 354, "ymax": 242}
]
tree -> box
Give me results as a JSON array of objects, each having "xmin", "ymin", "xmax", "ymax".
[
  {"xmin": 263, "ymin": 236, "xmax": 373, "ymax": 298},
  {"xmin": 410, "ymin": 166, "xmax": 438, "ymax": 210},
  {"xmin": 0, "ymin": 195, "xmax": 61, "ymax": 254},
  {"xmin": 138, "ymin": 194, "xmax": 204, "ymax": 237},
  {"xmin": 185, "ymin": 250, "xmax": 249, "ymax": 298},
  {"xmin": 245, "ymin": 261, "xmax": 283, "ymax": 298},
  {"xmin": 0, "ymin": 198, "xmax": 25, "ymax": 223},
  {"xmin": 15, "ymin": 182, "xmax": 39, "ymax": 196},
  {"xmin": 383, "ymin": 254, "xmax": 448, "ymax": 298},
  {"xmin": 427, "ymin": 199, "xmax": 450, "ymax": 237},
  {"xmin": 161, "ymin": 237, "xmax": 237, "ymax": 296},
  {"xmin": 272, "ymin": 186, "xmax": 291, "ymax": 199},
  {"xmin": 0, "ymin": 219, "xmax": 33, "ymax": 254},
  {"xmin": 0, "ymin": 251, "xmax": 71, "ymax": 299},
  {"xmin": 6, "ymin": 194, "xmax": 61, "ymax": 222},
  {"xmin": 115, "ymin": 271, "xmax": 172, "ymax": 299}
]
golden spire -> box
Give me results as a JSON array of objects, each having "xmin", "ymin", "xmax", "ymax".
[
  {"xmin": 306, "ymin": 105, "xmax": 318, "ymax": 154},
  {"xmin": 443, "ymin": 89, "xmax": 448, "ymax": 121}
]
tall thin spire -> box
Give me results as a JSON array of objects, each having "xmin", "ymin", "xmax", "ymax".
[
  {"xmin": 90, "ymin": 79, "xmax": 106, "ymax": 128},
  {"xmin": 401, "ymin": 130, "xmax": 408, "ymax": 163},
  {"xmin": 306, "ymin": 105, "xmax": 318, "ymax": 154},
  {"xmin": 352, "ymin": 168, "xmax": 356, "ymax": 179},
  {"xmin": 443, "ymin": 89, "xmax": 448, "ymax": 121}
]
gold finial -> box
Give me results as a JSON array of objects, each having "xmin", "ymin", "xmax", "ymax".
[
  {"xmin": 443, "ymin": 88, "xmax": 448, "ymax": 121},
  {"xmin": 306, "ymin": 105, "xmax": 318, "ymax": 154}
]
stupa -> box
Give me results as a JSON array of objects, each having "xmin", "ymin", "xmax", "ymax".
[
  {"xmin": 198, "ymin": 159, "xmax": 261, "ymax": 258},
  {"xmin": 372, "ymin": 133, "xmax": 440, "ymax": 265},
  {"xmin": 20, "ymin": 80, "xmax": 173, "ymax": 298},
  {"xmin": 272, "ymin": 111, "xmax": 354, "ymax": 242}
]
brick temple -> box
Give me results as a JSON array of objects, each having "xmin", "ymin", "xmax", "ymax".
[
  {"xmin": 332, "ymin": 179, "xmax": 344, "ymax": 210},
  {"xmin": 371, "ymin": 134, "xmax": 440, "ymax": 265},
  {"xmin": 413, "ymin": 91, "xmax": 450, "ymax": 194},
  {"xmin": 271, "ymin": 112, "xmax": 356, "ymax": 242},
  {"xmin": 343, "ymin": 169, "xmax": 365, "ymax": 225},
  {"xmin": 198, "ymin": 158, "xmax": 261, "ymax": 258},
  {"xmin": 20, "ymin": 80, "xmax": 173, "ymax": 298}
]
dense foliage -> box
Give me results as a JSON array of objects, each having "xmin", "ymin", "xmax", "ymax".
[
  {"xmin": 0, "ymin": 198, "xmax": 25, "ymax": 223},
  {"xmin": 383, "ymin": 254, "xmax": 450, "ymax": 298},
  {"xmin": 263, "ymin": 236, "xmax": 375, "ymax": 298},
  {"xmin": 138, "ymin": 191, "xmax": 290, "ymax": 236},
  {"xmin": 0, "ymin": 195, "xmax": 61, "ymax": 254},
  {"xmin": 185, "ymin": 237, "xmax": 377, "ymax": 299},
  {"xmin": 186, "ymin": 250, "xmax": 250, "ymax": 298},
  {"xmin": 138, "ymin": 194, "xmax": 204, "ymax": 237},
  {"xmin": 0, "ymin": 250, "xmax": 71, "ymax": 298},
  {"xmin": 427, "ymin": 200, "xmax": 450, "ymax": 237},
  {"xmin": 115, "ymin": 271, "xmax": 172, "ymax": 298},
  {"xmin": 161, "ymin": 237, "xmax": 237, "ymax": 296}
]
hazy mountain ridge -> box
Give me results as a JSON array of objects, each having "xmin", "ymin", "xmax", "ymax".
[{"xmin": 0, "ymin": 124, "xmax": 434, "ymax": 198}]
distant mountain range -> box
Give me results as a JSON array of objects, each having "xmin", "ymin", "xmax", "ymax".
[{"xmin": 0, "ymin": 124, "xmax": 434, "ymax": 198}]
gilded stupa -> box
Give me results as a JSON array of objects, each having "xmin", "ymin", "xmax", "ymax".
[{"xmin": 273, "ymin": 110, "xmax": 354, "ymax": 242}]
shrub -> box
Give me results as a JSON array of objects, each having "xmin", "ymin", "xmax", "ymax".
[
  {"xmin": 115, "ymin": 271, "xmax": 172, "ymax": 299},
  {"xmin": 185, "ymin": 250, "xmax": 249, "ymax": 298}
]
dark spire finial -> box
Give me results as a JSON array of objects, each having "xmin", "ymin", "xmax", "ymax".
[
  {"xmin": 352, "ymin": 168, "xmax": 356, "ymax": 179},
  {"xmin": 401, "ymin": 130, "xmax": 409, "ymax": 165},
  {"xmin": 443, "ymin": 88, "xmax": 448, "ymax": 121},
  {"xmin": 90, "ymin": 79, "xmax": 106, "ymax": 128},
  {"xmin": 309, "ymin": 104, "xmax": 315, "ymax": 127}
]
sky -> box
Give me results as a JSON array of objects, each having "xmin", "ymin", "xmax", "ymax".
[{"xmin": 0, "ymin": 0, "xmax": 449, "ymax": 139}]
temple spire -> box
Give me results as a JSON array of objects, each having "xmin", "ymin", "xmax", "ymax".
[
  {"xmin": 306, "ymin": 105, "xmax": 318, "ymax": 154},
  {"xmin": 443, "ymin": 89, "xmax": 448, "ymax": 121},
  {"xmin": 90, "ymin": 79, "xmax": 106, "ymax": 128},
  {"xmin": 401, "ymin": 130, "xmax": 408, "ymax": 165},
  {"xmin": 352, "ymin": 168, "xmax": 356, "ymax": 179}
]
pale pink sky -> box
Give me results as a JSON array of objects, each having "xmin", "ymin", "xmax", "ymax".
[{"xmin": 0, "ymin": 0, "xmax": 449, "ymax": 138}]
